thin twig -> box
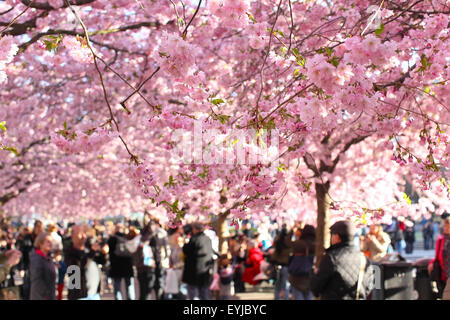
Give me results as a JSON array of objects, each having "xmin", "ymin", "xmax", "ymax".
[
  {"xmin": 0, "ymin": 0, "xmax": 34, "ymax": 36},
  {"xmin": 287, "ymin": 0, "xmax": 294, "ymax": 54},
  {"xmin": 182, "ymin": 0, "xmax": 202, "ymax": 37},
  {"xmin": 121, "ymin": 66, "xmax": 160, "ymax": 110},
  {"xmin": 255, "ymin": 0, "xmax": 283, "ymax": 128},
  {"xmin": 64, "ymin": 0, "xmax": 137, "ymax": 160}
]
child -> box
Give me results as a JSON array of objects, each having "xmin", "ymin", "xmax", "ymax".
[
  {"xmin": 218, "ymin": 254, "xmax": 233, "ymax": 300},
  {"xmin": 54, "ymin": 250, "xmax": 67, "ymax": 300}
]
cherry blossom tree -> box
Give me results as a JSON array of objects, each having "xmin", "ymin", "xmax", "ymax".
[{"xmin": 1, "ymin": 0, "xmax": 449, "ymax": 261}]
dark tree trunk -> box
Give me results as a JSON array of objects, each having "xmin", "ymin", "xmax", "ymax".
[
  {"xmin": 216, "ymin": 211, "xmax": 230, "ymax": 254},
  {"xmin": 315, "ymin": 181, "xmax": 331, "ymax": 267}
]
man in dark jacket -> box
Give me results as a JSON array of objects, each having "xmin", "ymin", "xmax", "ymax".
[
  {"xmin": 107, "ymin": 224, "xmax": 135, "ymax": 300},
  {"xmin": 65, "ymin": 225, "xmax": 105, "ymax": 300},
  {"xmin": 310, "ymin": 220, "xmax": 371, "ymax": 300},
  {"xmin": 182, "ymin": 222, "xmax": 214, "ymax": 300}
]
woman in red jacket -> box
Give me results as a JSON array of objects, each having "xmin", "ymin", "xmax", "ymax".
[
  {"xmin": 242, "ymin": 240, "xmax": 264, "ymax": 286},
  {"xmin": 428, "ymin": 216, "xmax": 450, "ymax": 299}
]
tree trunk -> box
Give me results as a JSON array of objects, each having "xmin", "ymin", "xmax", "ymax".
[
  {"xmin": 216, "ymin": 211, "xmax": 230, "ymax": 254},
  {"xmin": 315, "ymin": 182, "xmax": 331, "ymax": 268}
]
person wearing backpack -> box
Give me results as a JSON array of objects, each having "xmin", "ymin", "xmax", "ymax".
[
  {"xmin": 310, "ymin": 220, "xmax": 372, "ymax": 300},
  {"xmin": 269, "ymin": 225, "xmax": 293, "ymax": 300},
  {"xmin": 288, "ymin": 225, "xmax": 315, "ymax": 300},
  {"xmin": 182, "ymin": 222, "xmax": 215, "ymax": 300},
  {"xmin": 107, "ymin": 224, "xmax": 135, "ymax": 300}
]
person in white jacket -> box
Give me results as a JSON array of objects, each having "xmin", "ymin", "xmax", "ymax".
[{"xmin": 47, "ymin": 224, "xmax": 63, "ymax": 254}]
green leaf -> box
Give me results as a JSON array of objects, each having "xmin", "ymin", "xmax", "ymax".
[
  {"xmin": 325, "ymin": 47, "xmax": 333, "ymax": 57},
  {"xmin": 164, "ymin": 175, "xmax": 176, "ymax": 187},
  {"xmin": 424, "ymin": 86, "xmax": 431, "ymax": 93},
  {"xmin": 416, "ymin": 54, "xmax": 432, "ymax": 73},
  {"xmin": 330, "ymin": 57, "xmax": 340, "ymax": 67},
  {"xmin": 211, "ymin": 98, "xmax": 224, "ymax": 106},
  {"xmin": 296, "ymin": 55, "xmax": 305, "ymax": 67},
  {"xmin": 172, "ymin": 199, "xmax": 179, "ymax": 212},
  {"xmin": 246, "ymin": 13, "xmax": 257, "ymax": 23},
  {"xmin": 2, "ymin": 146, "xmax": 18, "ymax": 156},
  {"xmin": 276, "ymin": 30, "xmax": 285, "ymax": 38},
  {"xmin": 375, "ymin": 23, "xmax": 384, "ymax": 36},
  {"xmin": 0, "ymin": 121, "xmax": 6, "ymax": 132},
  {"xmin": 63, "ymin": 121, "xmax": 68, "ymax": 130},
  {"xmin": 292, "ymin": 48, "xmax": 300, "ymax": 57},
  {"xmin": 43, "ymin": 34, "xmax": 63, "ymax": 52},
  {"xmin": 218, "ymin": 114, "xmax": 230, "ymax": 124}
]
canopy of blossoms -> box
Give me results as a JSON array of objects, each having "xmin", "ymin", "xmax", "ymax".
[{"xmin": 0, "ymin": 0, "xmax": 448, "ymax": 228}]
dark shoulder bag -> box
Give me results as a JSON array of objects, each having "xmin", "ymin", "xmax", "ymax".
[{"xmin": 288, "ymin": 248, "xmax": 314, "ymax": 277}]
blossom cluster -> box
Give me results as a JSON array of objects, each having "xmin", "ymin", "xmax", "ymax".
[
  {"xmin": 245, "ymin": 22, "xmax": 269, "ymax": 50},
  {"xmin": 51, "ymin": 127, "xmax": 117, "ymax": 154},
  {"xmin": 122, "ymin": 161, "xmax": 158, "ymax": 198},
  {"xmin": 305, "ymin": 54, "xmax": 354, "ymax": 94},
  {"xmin": 154, "ymin": 31, "xmax": 200, "ymax": 80},
  {"xmin": 208, "ymin": 0, "xmax": 251, "ymax": 29},
  {"xmin": 0, "ymin": 36, "xmax": 18, "ymax": 84},
  {"xmin": 343, "ymin": 35, "xmax": 395, "ymax": 66},
  {"xmin": 62, "ymin": 36, "xmax": 94, "ymax": 64}
]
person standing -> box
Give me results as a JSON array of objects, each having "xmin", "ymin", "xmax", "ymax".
[
  {"xmin": 423, "ymin": 220, "xmax": 434, "ymax": 250},
  {"xmin": 242, "ymin": 239, "xmax": 264, "ymax": 287},
  {"xmin": 217, "ymin": 254, "xmax": 233, "ymax": 300},
  {"xmin": 310, "ymin": 220, "xmax": 371, "ymax": 300},
  {"xmin": 360, "ymin": 224, "xmax": 391, "ymax": 261},
  {"xmin": 167, "ymin": 225, "xmax": 185, "ymax": 299},
  {"xmin": 0, "ymin": 249, "xmax": 21, "ymax": 283},
  {"xmin": 29, "ymin": 232, "xmax": 56, "ymax": 300},
  {"xmin": 393, "ymin": 217, "xmax": 406, "ymax": 255},
  {"xmin": 151, "ymin": 218, "xmax": 171, "ymax": 300},
  {"xmin": 65, "ymin": 225, "xmax": 104, "ymax": 300},
  {"xmin": 134, "ymin": 223, "xmax": 157, "ymax": 300},
  {"xmin": 18, "ymin": 220, "xmax": 43, "ymax": 300},
  {"xmin": 404, "ymin": 220, "xmax": 415, "ymax": 254},
  {"xmin": 182, "ymin": 222, "xmax": 214, "ymax": 300},
  {"xmin": 428, "ymin": 216, "xmax": 450, "ymax": 299},
  {"xmin": 230, "ymin": 235, "xmax": 246, "ymax": 293},
  {"xmin": 107, "ymin": 224, "xmax": 136, "ymax": 300},
  {"xmin": 288, "ymin": 225, "xmax": 315, "ymax": 300},
  {"xmin": 270, "ymin": 224, "xmax": 293, "ymax": 300},
  {"xmin": 47, "ymin": 224, "xmax": 63, "ymax": 253}
]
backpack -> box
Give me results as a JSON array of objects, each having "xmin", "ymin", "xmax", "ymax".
[
  {"xmin": 288, "ymin": 248, "xmax": 314, "ymax": 277},
  {"xmin": 113, "ymin": 236, "xmax": 133, "ymax": 257}
]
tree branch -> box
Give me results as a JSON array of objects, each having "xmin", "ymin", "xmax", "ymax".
[{"xmin": 19, "ymin": 0, "xmax": 96, "ymax": 10}]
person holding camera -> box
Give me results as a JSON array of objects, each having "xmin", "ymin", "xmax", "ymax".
[{"xmin": 0, "ymin": 249, "xmax": 21, "ymax": 283}]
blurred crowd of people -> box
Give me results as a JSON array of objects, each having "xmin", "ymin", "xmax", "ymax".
[{"xmin": 0, "ymin": 212, "xmax": 449, "ymax": 300}]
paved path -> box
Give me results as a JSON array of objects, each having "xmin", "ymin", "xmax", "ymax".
[{"xmin": 99, "ymin": 281, "xmax": 275, "ymax": 300}]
